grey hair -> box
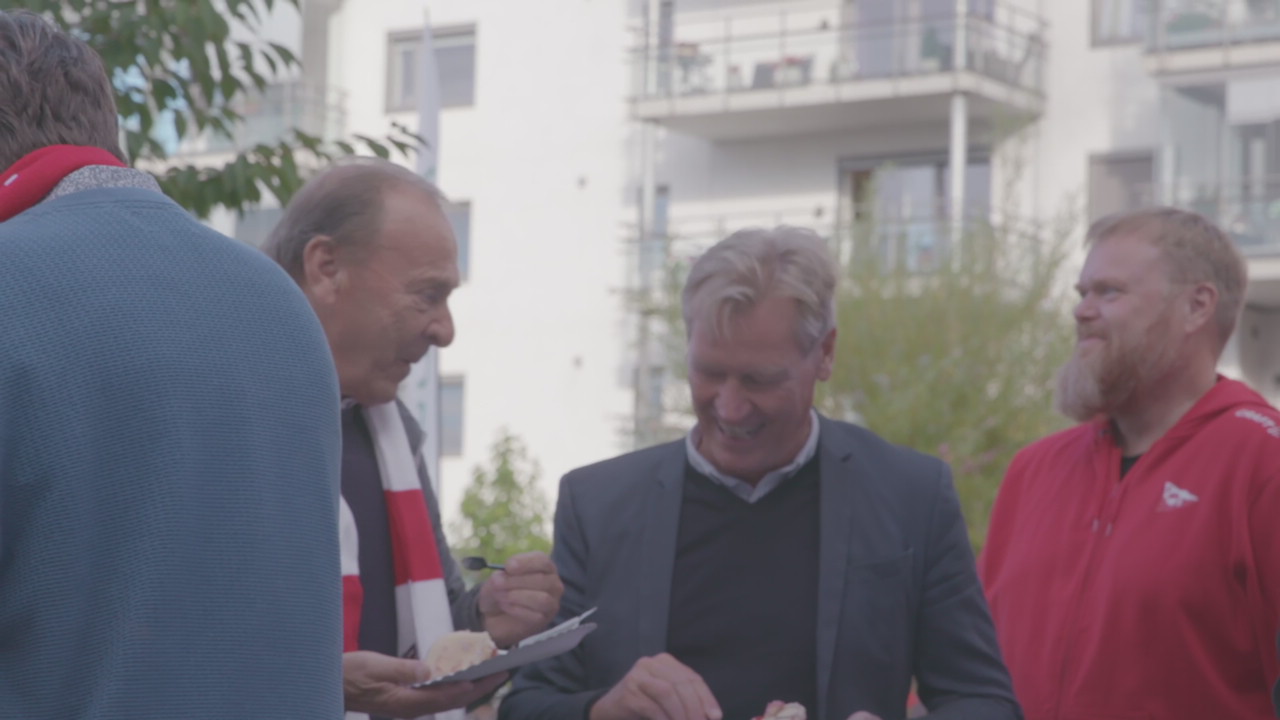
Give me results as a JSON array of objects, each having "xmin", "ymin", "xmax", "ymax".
[
  {"xmin": 262, "ymin": 156, "xmax": 446, "ymax": 281},
  {"xmin": 681, "ymin": 225, "xmax": 838, "ymax": 352}
]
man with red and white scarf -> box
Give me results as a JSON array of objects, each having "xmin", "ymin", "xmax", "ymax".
[{"xmin": 264, "ymin": 159, "xmax": 564, "ymax": 720}]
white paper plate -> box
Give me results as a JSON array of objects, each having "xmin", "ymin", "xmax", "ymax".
[{"xmin": 411, "ymin": 608, "xmax": 598, "ymax": 687}]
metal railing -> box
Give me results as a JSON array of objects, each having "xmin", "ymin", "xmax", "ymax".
[
  {"xmin": 1159, "ymin": 176, "xmax": 1280, "ymax": 251},
  {"xmin": 630, "ymin": 7, "xmax": 1045, "ymax": 101},
  {"xmin": 177, "ymin": 80, "xmax": 347, "ymax": 156},
  {"xmin": 633, "ymin": 202, "xmax": 1034, "ymax": 275},
  {"xmin": 1147, "ymin": 0, "xmax": 1280, "ymax": 52}
]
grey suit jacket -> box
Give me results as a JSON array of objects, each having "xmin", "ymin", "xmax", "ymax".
[{"xmin": 500, "ymin": 415, "xmax": 1019, "ymax": 720}]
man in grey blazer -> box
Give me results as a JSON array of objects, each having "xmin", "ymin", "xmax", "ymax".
[{"xmin": 501, "ymin": 227, "xmax": 1019, "ymax": 720}]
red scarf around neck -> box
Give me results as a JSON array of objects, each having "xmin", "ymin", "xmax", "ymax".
[{"xmin": 0, "ymin": 145, "xmax": 126, "ymax": 222}]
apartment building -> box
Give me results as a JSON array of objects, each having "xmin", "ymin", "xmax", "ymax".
[
  {"xmin": 627, "ymin": 0, "xmax": 1280, "ymax": 433},
  {"xmin": 171, "ymin": 0, "xmax": 1280, "ymax": 518}
]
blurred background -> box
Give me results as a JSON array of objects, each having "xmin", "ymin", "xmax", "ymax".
[{"xmin": 21, "ymin": 0, "xmax": 1280, "ymax": 555}]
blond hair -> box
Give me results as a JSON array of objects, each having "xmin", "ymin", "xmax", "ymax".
[{"xmin": 681, "ymin": 226, "xmax": 837, "ymax": 352}]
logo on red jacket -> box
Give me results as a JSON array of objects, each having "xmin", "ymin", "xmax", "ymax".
[
  {"xmin": 1159, "ymin": 481, "xmax": 1199, "ymax": 511},
  {"xmin": 1235, "ymin": 409, "xmax": 1280, "ymax": 438}
]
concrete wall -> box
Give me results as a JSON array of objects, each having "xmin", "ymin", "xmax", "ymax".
[{"xmin": 325, "ymin": 0, "xmax": 634, "ymax": 524}]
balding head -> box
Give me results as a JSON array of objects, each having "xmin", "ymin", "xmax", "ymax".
[
  {"xmin": 264, "ymin": 157, "xmax": 459, "ymax": 405},
  {"xmin": 263, "ymin": 157, "xmax": 446, "ymax": 283}
]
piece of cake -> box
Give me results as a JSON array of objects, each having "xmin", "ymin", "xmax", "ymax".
[{"xmin": 424, "ymin": 630, "xmax": 498, "ymax": 678}]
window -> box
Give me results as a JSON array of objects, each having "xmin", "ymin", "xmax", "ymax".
[
  {"xmin": 1088, "ymin": 152, "xmax": 1155, "ymax": 222},
  {"xmin": 655, "ymin": 0, "xmax": 675, "ymax": 95},
  {"xmin": 436, "ymin": 28, "xmax": 476, "ymax": 108},
  {"xmin": 1093, "ymin": 0, "xmax": 1150, "ymax": 45},
  {"xmin": 386, "ymin": 26, "xmax": 476, "ymax": 112},
  {"xmin": 444, "ymin": 200, "xmax": 471, "ymax": 281},
  {"xmin": 842, "ymin": 155, "xmax": 992, "ymax": 221},
  {"xmin": 639, "ymin": 185, "xmax": 669, "ymax": 283},
  {"xmin": 387, "ymin": 33, "xmax": 419, "ymax": 112},
  {"xmin": 438, "ymin": 376, "xmax": 464, "ymax": 457},
  {"xmin": 840, "ymin": 153, "xmax": 992, "ymax": 272}
]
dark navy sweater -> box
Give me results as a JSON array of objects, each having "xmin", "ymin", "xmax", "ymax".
[{"xmin": 667, "ymin": 458, "xmax": 821, "ymax": 720}]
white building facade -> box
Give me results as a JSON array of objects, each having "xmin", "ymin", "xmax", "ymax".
[
  {"xmin": 626, "ymin": 0, "xmax": 1280, "ymax": 429},
  {"xmin": 179, "ymin": 0, "xmax": 1280, "ymax": 519}
]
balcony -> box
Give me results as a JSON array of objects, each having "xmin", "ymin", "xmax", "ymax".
[
  {"xmin": 640, "ymin": 202, "xmax": 1034, "ymax": 277},
  {"xmin": 1161, "ymin": 176, "xmax": 1280, "ymax": 254},
  {"xmin": 174, "ymin": 80, "xmax": 347, "ymax": 157},
  {"xmin": 629, "ymin": 7, "xmax": 1045, "ymax": 140},
  {"xmin": 1160, "ymin": 176, "xmax": 1280, "ymax": 307},
  {"xmin": 1146, "ymin": 1, "xmax": 1280, "ymax": 78}
]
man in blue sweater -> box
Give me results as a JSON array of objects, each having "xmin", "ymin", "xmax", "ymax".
[{"xmin": 0, "ymin": 11, "xmax": 344, "ymax": 718}]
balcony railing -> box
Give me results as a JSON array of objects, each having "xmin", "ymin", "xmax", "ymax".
[
  {"xmin": 1160, "ymin": 176, "xmax": 1280, "ymax": 252},
  {"xmin": 1147, "ymin": 0, "xmax": 1280, "ymax": 52},
  {"xmin": 630, "ymin": 8, "xmax": 1045, "ymax": 102},
  {"xmin": 176, "ymin": 80, "xmax": 347, "ymax": 156},
  {"xmin": 636, "ymin": 202, "xmax": 1034, "ymax": 277}
]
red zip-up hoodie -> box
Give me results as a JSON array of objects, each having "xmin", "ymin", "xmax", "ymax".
[{"xmin": 980, "ymin": 378, "xmax": 1280, "ymax": 720}]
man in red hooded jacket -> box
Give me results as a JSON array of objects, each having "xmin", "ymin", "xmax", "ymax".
[{"xmin": 980, "ymin": 207, "xmax": 1280, "ymax": 720}]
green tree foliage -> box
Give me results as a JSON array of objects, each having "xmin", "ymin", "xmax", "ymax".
[
  {"xmin": 13, "ymin": 0, "xmax": 418, "ymax": 217},
  {"xmin": 447, "ymin": 430, "xmax": 553, "ymax": 586},
  {"xmin": 820, "ymin": 212, "xmax": 1076, "ymax": 550}
]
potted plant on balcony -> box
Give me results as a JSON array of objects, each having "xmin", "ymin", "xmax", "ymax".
[
  {"xmin": 829, "ymin": 54, "xmax": 858, "ymax": 82},
  {"xmin": 776, "ymin": 55, "xmax": 812, "ymax": 86}
]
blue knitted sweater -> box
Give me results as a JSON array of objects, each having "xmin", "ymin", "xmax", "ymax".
[{"xmin": 0, "ymin": 184, "xmax": 344, "ymax": 718}]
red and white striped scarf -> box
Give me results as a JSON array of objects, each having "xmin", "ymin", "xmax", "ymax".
[{"xmin": 341, "ymin": 402, "xmax": 462, "ymax": 720}]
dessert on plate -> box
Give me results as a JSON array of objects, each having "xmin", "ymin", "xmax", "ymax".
[{"xmin": 424, "ymin": 630, "xmax": 499, "ymax": 678}]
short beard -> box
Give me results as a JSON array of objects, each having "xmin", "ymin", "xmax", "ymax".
[{"xmin": 1054, "ymin": 316, "xmax": 1181, "ymax": 423}]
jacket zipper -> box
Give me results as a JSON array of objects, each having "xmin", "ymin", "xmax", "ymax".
[{"xmin": 1051, "ymin": 430, "xmax": 1124, "ymax": 719}]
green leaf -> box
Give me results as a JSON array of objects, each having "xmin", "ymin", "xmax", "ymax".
[
  {"xmin": 292, "ymin": 130, "xmax": 321, "ymax": 153},
  {"xmin": 360, "ymin": 138, "xmax": 391, "ymax": 160},
  {"xmin": 261, "ymin": 49, "xmax": 279, "ymax": 76},
  {"xmin": 268, "ymin": 42, "xmax": 298, "ymax": 69}
]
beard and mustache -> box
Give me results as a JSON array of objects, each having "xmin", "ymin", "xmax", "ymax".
[{"xmin": 1054, "ymin": 310, "xmax": 1182, "ymax": 422}]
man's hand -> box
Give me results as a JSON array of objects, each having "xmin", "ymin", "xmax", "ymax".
[
  {"xmin": 589, "ymin": 653, "xmax": 722, "ymax": 720},
  {"xmin": 846, "ymin": 713, "xmax": 884, "ymax": 720},
  {"xmin": 478, "ymin": 551, "xmax": 564, "ymax": 648},
  {"xmin": 343, "ymin": 650, "xmax": 508, "ymax": 718}
]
